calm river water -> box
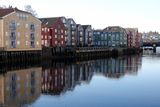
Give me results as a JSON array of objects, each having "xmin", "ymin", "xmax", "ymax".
[{"xmin": 0, "ymin": 50, "xmax": 160, "ymax": 107}]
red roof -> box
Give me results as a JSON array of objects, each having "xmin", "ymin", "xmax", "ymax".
[
  {"xmin": 0, "ymin": 8, "xmax": 31, "ymax": 18},
  {"xmin": 0, "ymin": 8, "xmax": 14, "ymax": 17}
]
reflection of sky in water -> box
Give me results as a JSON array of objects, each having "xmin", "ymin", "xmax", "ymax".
[{"xmin": 32, "ymin": 55, "xmax": 160, "ymax": 107}]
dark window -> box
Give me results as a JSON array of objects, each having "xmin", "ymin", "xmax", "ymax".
[
  {"xmin": 30, "ymin": 24, "xmax": 35, "ymax": 31},
  {"xmin": 11, "ymin": 41, "xmax": 16, "ymax": 48},
  {"xmin": 10, "ymin": 32, "xmax": 16, "ymax": 40},
  {"xmin": 10, "ymin": 32, "xmax": 16, "ymax": 48},
  {"xmin": 10, "ymin": 21, "xmax": 16, "ymax": 30},
  {"xmin": 30, "ymin": 33, "xmax": 35, "ymax": 40},
  {"xmin": 31, "ymin": 41, "xmax": 35, "ymax": 48}
]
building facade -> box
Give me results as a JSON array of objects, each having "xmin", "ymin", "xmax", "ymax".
[
  {"xmin": 0, "ymin": 67, "xmax": 41, "ymax": 107},
  {"xmin": 93, "ymin": 30, "xmax": 104, "ymax": 46},
  {"xmin": 66, "ymin": 18, "xmax": 77, "ymax": 47},
  {"xmin": 40, "ymin": 17, "xmax": 67, "ymax": 48},
  {"xmin": 125, "ymin": 28, "xmax": 139, "ymax": 48},
  {"xmin": 104, "ymin": 26, "xmax": 127, "ymax": 47},
  {"xmin": 82, "ymin": 25, "xmax": 93, "ymax": 46},
  {"xmin": 76, "ymin": 24, "xmax": 84, "ymax": 47},
  {"xmin": 0, "ymin": 8, "xmax": 41, "ymax": 51}
]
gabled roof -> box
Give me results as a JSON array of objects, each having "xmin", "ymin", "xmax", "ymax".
[
  {"xmin": 0, "ymin": 8, "xmax": 31, "ymax": 18},
  {"xmin": 82, "ymin": 25, "xmax": 91, "ymax": 30},
  {"xmin": 76, "ymin": 24, "xmax": 80, "ymax": 27},
  {"xmin": 103, "ymin": 26, "xmax": 125, "ymax": 32},
  {"xmin": 39, "ymin": 17, "xmax": 59, "ymax": 27},
  {"xmin": 0, "ymin": 8, "xmax": 14, "ymax": 17},
  {"xmin": 76, "ymin": 24, "xmax": 83, "ymax": 28},
  {"xmin": 67, "ymin": 18, "xmax": 76, "ymax": 25}
]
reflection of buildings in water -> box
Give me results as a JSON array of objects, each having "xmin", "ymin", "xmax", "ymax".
[
  {"xmin": 126, "ymin": 55, "xmax": 142, "ymax": 75},
  {"xmin": 42, "ymin": 63, "xmax": 66, "ymax": 95},
  {"xmin": 42, "ymin": 55, "xmax": 142, "ymax": 95},
  {"xmin": 0, "ymin": 67, "xmax": 41, "ymax": 107},
  {"xmin": 41, "ymin": 62, "xmax": 94, "ymax": 95}
]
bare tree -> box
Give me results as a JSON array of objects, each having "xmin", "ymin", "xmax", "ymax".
[{"xmin": 24, "ymin": 5, "xmax": 38, "ymax": 17}]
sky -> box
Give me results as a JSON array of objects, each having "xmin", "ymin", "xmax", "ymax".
[{"xmin": 0, "ymin": 0, "xmax": 160, "ymax": 32}]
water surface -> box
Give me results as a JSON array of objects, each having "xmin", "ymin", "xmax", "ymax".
[{"xmin": 0, "ymin": 52, "xmax": 160, "ymax": 107}]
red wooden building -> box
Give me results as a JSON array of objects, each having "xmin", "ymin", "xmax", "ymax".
[
  {"xmin": 126, "ymin": 28, "xmax": 141, "ymax": 48},
  {"xmin": 40, "ymin": 17, "xmax": 67, "ymax": 48}
]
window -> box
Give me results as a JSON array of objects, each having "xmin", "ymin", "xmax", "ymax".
[
  {"xmin": 80, "ymin": 32, "xmax": 83, "ymax": 36},
  {"xmin": 112, "ymin": 34, "xmax": 116, "ymax": 41},
  {"xmin": 72, "ymin": 36, "xmax": 75, "ymax": 40},
  {"xmin": 30, "ymin": 33, "xmax": 35, "ymax": 40},
  {"xmin": 65, "ymin": 30, "xmax": 67, "ymax": 35},
  {"xmin": 65, "ymin": 37, "xmax": 67, "ymax": 41},
  {"xmin": 25, "ymin": 24, "xmax": 28, "ymax": 28},
  {"xmin": 30, "ymin": 33, "xmax": 35, "ymax": 48},
  {"xmin": 116, "ymin": 34, "xmax": 119, "ymax": 41},
  {"xmin": 17, "ymin": 41, "xmax": 20, "ymax": 45},
  {"xmin": 61, "ymin": 35, "xmax": 63, "ymax": 38},
  {"xmin": 30, "ymin": 24, "xmax": 35, "ymax": 31},
  {"xmin": 61, "ymin": 29, "xmax": 63, "ymax": 33},
  {"xmin": 10, "ymin": 21, "xmax": 16, "ymax": 30},
  {"xmin": 45, "ymin": 40, "xmax": 48, "ymax": 46},
  {"xmin": 45, "ymin": 35, "xmax": 47, "ymax": 39},
  {"xmin": 89, "ymin": 32, "xmax": 92, "ymax": 36},
  {"xmin": 55, "ymin": 41, "xmax": 57, "ymax": 44},
  {"xmin": 37, "ymin": 41, "xmax": 39, "ymax": 46},
  {"xmin": 11, "ymin": 41, "xmax": 16, "ymax": 48},
  {"xmin": 71, "ymin": 20, "xmax": 73, "ymax": 24},
  {"xmin": 80, "ymin": 37, "xmax": 83, "ymax": 41},
  {"xmin": 61, "ymin": 41, "xmax": 64, "ymax": 45},
  {"xmin": 10, "ymin": 32, "xmax": 16, "ymax": 40},
  {"xmin": 17, "ymin": 23, "xmax": 20, "ymax": 26},
  {"xmin": 58, "ymin": 30, "xmax": 60, "ymax": 34},
  {"xmin": 48, "ymin": 29, "xmax": 50, "ymax": 32},
  {"xmin": 5, "ymin": 32, "xmax": 8, "ymax": 36},
  {"xmin": 72, "ymin": 31, "xmax": 75, "ymax": 35},
  {"xmin": 42, "ymin": 40, "xmax": 44, "ymax": 45},
  {"xmin": 55, "ymin": 35, "xmax": 57, "ymax": 38},
  {"xmin": 42, "ymin": 28, "xmax": 44, "ymax": 31},
  {"xmin": 55, "ymin": 29, "xmax": 57, "ymax": 33},
  {"xmin": 26, "ymin": 41, "xmax": 29, "ymax": 46},
  {"xmin": 31, "ymin": 41, "xmax": 35, "ymax": 48}
]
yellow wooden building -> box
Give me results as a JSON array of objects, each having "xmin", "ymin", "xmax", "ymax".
[{"xmin": 0, "ymin": 8, "xmax": 41, "ymax": 52}]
